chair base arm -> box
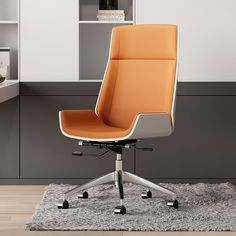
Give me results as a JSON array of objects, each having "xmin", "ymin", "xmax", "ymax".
[{"xmin": 62, "ymin": 170, "xmax": 176, "ymax": 201}]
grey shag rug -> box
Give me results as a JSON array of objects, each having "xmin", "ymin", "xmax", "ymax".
[{"xmin": 25, "ymin": 183, "xmax": 236, "ymax": 231}]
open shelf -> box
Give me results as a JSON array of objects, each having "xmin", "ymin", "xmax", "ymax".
[
  {"xmin": 79, "ymin": 20, "xmax": 134, "ymax": 24},
  {"xmin": 0, "ymin": 80, "xmax": 18, "ymax": 87},
  {"xmin": 0, "ymin": 21, "xmax": 18, "ymax": 24},
  {"xmin": 0, "ymin": 24, "xmax": 19, "ymax": 81},
  {"xmin": 1, "ymin": 0, "xmax": 18, "ymax": 83},
  {"xmin": 79, "ymin": 0, "xmax": 134, "ymax": 22},
  {"xmin": 0, "ymin": 80, "xmax": 19, "ymax": 103},
  {"xmin": 0, "ymin": 0, "xmax": 18, "ymax": 22},
  {"xmin": 0, "ymin": 0, "xmax": 19, "ymax": 85}
]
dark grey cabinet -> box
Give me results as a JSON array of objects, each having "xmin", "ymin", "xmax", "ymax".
[
  {"xmin": 136, "ymin": 96, "xmax": 236, "ymax": 180},
  {"xmin": 1, "ymin": 82, "xmax": 236, "ymax": 184},
  {"xmin": 20, "ymin": 96, "xmax": 134, "ymax": 179},
  {"xmin": 0, "ymin": 98, "xmax": 19, "ymax": 178}
]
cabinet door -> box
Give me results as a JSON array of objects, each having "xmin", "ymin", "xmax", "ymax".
[
  {"xmin": 20, "ymin": 0, "xmax": 78, "ymax": 81},
  {"xmin": 136, "ymin": 96, "xmax": 236, "ymax": 180},
  {"xmin": 0, "ymin": 98, "xmax": 19, "ymax": 178}
]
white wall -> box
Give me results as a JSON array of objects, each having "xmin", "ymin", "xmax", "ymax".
[{"xmin": 136, "ymin": 0, "xmax": 236, "ymax": 82}]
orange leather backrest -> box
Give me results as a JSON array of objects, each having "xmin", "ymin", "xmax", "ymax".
[
  {"xmin": 110, "ymin": 24, "xmax": 177, "ymax": 60},
  {"xmin": 96, "ymin": 24, "xmax": 178, "ymax": 129}
]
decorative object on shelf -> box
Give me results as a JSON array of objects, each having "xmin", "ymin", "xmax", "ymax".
[
  {"xmin": 0, "ymin": 73, "xmax": 6, "ymax": 83},
  {"xmin": 98, "ymin": 0, "xmax": 125, "ymax": 21},
  {"xmin": 0, "ymin": 47, "xmax": 10, "ymax": 82},
  {"xmin": 99, "ymin": 0, "xmax": 118, "ymax": 10}
]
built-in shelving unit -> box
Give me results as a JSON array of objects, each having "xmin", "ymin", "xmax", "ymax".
[
  {"xmin": 78, "ymin": 0, "xmax": 135, "ymax": 81},
  {"xmin": 0, "ymin": 0, "xmax": 19, "ymax": 81},
  {"xmin": 0, "ymin": 0, "xmax": 19, "ymax": 102},
  {"xmin": 18, "ymin": 0, "xmax": 135, "ymax": 82}
]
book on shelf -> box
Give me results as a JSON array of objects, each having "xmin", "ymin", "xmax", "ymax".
[
  {"xmin": 97, "ymin": 15, "xmax": 125, "ymax": 21},
  {"xmin": 97, "ymin": 10, "xmax": 125, "ymax": 22},
  {"xmin": 98, "ymin": 10, "xmax": 125, "ymax": 15}
]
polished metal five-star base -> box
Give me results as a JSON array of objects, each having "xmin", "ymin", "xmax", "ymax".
[{"xmin": 58, "ymin": 153, "xmax": 178, "ymax": 214}]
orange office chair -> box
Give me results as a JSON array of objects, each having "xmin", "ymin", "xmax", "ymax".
[{"xmin": 58, "ymin": 24, "xmax": 178, "ymax": 215}]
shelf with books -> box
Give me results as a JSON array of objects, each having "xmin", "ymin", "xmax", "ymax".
[{"xmin": 79, "ymin": 0, "xmax": 134, "ymax": 22}]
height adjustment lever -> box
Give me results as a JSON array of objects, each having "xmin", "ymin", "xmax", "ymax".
[{"xmin": 72, "ymin": 149, "xmax": 110, "ymax": 157}]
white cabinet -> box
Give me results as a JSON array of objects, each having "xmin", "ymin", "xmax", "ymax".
[
  {"xmin": 20, "ymin": 0, "xmax": 79, "ymax": 81},
  {"xmin": 136, "ymin": 0, "xmax": 236, "ymax": 82},
  {"xmin": 20, "ymin": 0, "xmax": 134, "ymax": 82},
  {"xmin": 5, "ymin": 0, "xmax": 236, "ymax": 82}
]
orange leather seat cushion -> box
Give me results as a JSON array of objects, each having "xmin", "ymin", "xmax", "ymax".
[{"xmin": 60, "ymin": 110, "xmax": 133, "ymax": 139}]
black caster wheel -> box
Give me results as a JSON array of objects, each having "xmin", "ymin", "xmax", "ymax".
[
  {"xmin": 141, "ymin": 190, "xmax": 152, "ymax": 199},
  {"xmin": 114, "ymin": 205, "xmax": 126, "ymax": 215},
  {"xmin": 167, "ymin": 199, "xmax": 178, "ymax": 209},
  {"xmin": 77, "ymin": 191, "xmax": 88, "ymax": 199},
  {"xmin": 57, "ymin": 200, "xmax": 69, "ymax": 209}
]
